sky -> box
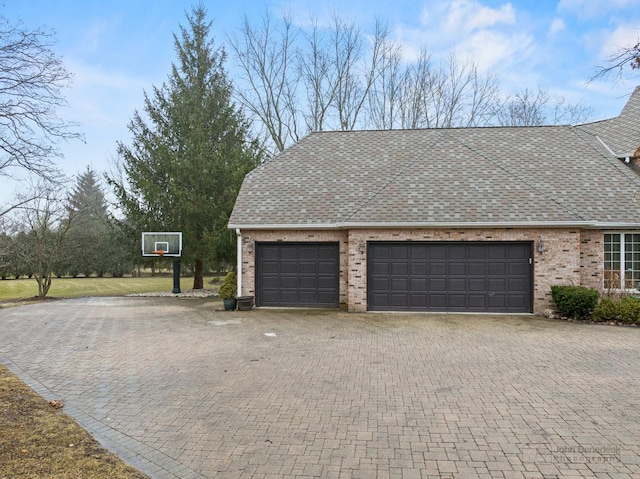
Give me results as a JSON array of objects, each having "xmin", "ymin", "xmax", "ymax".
[{"xmin": 1, "ymin": 0, "xmax": 639, "ymax": 206}]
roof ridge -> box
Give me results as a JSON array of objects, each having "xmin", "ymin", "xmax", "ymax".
[
  {"xmin": 439, "ymin": 128, "xmax": 588, "ymax": 222},
  {"xmin": 342, "ymin": 134, "xmax": 445, "ymax": 222},
  {"xmin": 572, "ymin": 127, "xmax": 640, "ymax": 191}
]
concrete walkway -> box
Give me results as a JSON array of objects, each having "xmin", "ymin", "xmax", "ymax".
[{"xmin": 0, "ymin": 297, "xmax": 639, "ymax": 478}]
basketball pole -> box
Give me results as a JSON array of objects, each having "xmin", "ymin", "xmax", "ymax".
[{"xmin": 172, "ymin": 259, "xmax": 181, "ymax": 294}]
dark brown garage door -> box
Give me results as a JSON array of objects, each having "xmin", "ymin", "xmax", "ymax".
[
  {"xmin": 256, "ymin": 243, "xmax": 340, "ymax": 308},
  {"xmin": 368, "ymin": 242, "xmax": 532, "ymax": 313}
]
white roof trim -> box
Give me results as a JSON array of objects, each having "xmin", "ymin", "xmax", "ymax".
[{"xmin": 229, "ymin": 221, "xmax": 596, "ymax": 230}]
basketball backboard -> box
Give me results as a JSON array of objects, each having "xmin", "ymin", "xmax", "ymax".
[{"xmin": 142, "ymin": 232, "xmax": 182, "ymax": 257}]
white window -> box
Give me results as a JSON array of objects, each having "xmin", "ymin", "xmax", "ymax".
[{"xmin": 604, "ymin": 233, "xmax": 640, "ymax": 290}]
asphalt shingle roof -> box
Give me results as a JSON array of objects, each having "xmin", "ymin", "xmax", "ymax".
[
  {"xmin": 578, "ymin": 86, "xmax": 640, "ymax": 157},
  {"xmin": 230, "ymin": 88, "xmax": 640, "ymax": 229}
]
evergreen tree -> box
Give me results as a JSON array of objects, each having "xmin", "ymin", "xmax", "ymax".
[
  {"xmin": 60, "ymin": 167, "xmax": 133, "ymax": 277},
  {"xmin": 109, "ymin": 5, "xmax": 262, "ymax": 288},
  {"xmin": 63, "ymin": 167, "xmax": 110, "ymax": 276}
]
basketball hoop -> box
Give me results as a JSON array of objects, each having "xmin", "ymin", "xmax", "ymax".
[{"xmin": 151, "ymin": 250, "xmax": 165, "ymax": 256}]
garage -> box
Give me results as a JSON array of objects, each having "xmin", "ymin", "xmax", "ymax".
[
  {"xmin": 256, "ymin": 243, "xmax": 340, "ymax": 308},
  {"xmin": 367, "ymin": 242, "xmax": 532, "ymax": 313}
]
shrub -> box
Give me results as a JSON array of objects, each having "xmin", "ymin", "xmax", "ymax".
[
  {"xmin": 217, "ymin": 272, "xmax": 237, "ymax": 299},
  {"xmin": 615, "ymin": 296, "xmax": 640, "ymax": 324},
  {"xmin": 551, "ymin": 285, "xmax": 599, "ymax": 319},
  {"xmin": 593, "ymin": 296, "xmax": 640, "ymax": 324},
  {"xmin": 593, "ymin": 298, "xmax": 619, "ymax": 322}
]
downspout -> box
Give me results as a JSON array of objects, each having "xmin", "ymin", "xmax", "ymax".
[{"xmin": 236, "ymin": 228, "xmax": 242, "ymax": 297}]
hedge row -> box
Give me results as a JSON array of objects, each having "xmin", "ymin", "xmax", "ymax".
[
  {"xmin": 593, "ymin": 297, "xmax": 640, "ymax": 325},
  {"xmin": 551, "ymin": 285, "xmax": 640, "ymax": 325}
]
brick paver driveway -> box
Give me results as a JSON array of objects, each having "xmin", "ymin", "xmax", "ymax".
[{"xmin": 1, "ymin": 297, "xmax": 639, "ymax": 479}]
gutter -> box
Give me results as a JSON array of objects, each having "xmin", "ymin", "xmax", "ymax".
[
  {"xmin": 228, "ymin": 221, "xmax": 596, "ymax": 230},
  {"xmin": 236, "ymin": 228, "xmax": 242, "ymax": 296}
]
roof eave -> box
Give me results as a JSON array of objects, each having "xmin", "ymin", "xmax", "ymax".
[{"xmin": 229, "ymin": 221, "xmax": 596, "ymax": 231}]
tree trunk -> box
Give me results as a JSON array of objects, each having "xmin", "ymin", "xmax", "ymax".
[
  {"xmin": 193, "ymin": 259, "xmax": 204, "ymax": 289},
  {"xmin": 37, "ymin": 272, "xmax": 52, "ymax": 297}
]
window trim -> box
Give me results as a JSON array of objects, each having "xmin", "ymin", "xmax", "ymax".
[{"xmin": 604, "ymin": 231, "xmax": 640, "ymax": 291}]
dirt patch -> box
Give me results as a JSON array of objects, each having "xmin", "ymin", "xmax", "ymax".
[{"xmin": 0, "ymin": 365, "xmax": 149, "ymax": 479}]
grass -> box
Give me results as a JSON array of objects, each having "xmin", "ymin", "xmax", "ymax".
[
  {"xmin": 0, "ymin": 275, "xmax": 219, "ymax": 302},
  {"xmin": 0, "ymin": 364, "xmax": 150, "ymax": 479}
]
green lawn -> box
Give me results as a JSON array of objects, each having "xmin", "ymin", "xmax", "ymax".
[{"xmin": 0, "ymin": 276, "xmax": 218, "ymax": 301}]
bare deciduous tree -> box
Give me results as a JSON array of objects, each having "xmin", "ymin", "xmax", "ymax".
[
  {"xmin": 395, "ymin": 50, "xmax": 499, "ymax": 129},
  {"xmin": 228, "ymin": 11, "xmax": 300, "ymax": 154},
  {"xmin": 493, "ymin": 87, "xmax": 593, "ymax": 126},
  {"xmin": 0, "ymin": 14, "xmax": 81, "ymax": 179},
  {"xmin": 8, "ymin": 179, "xmax": 73, "ymax": 297},
  {"xmin": 229, "ymin": 10, "xmax": 591, "ymax": 152},
  {"xmin": 593, "ymin": 36, "xmax": 640, "ymax": 80}
]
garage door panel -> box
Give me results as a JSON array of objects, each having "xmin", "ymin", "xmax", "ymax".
[
  {"xmin": 430, "ymin": 263, "xmax": 447, "ymax": 275},
  {"xmin": 411, "ymin": 263, "xmax": 427, "ymax": 275},
  {"xmin": 260, "ymin": 246, "xmax": 280, "ymax": 260},
  {"xmin": 488, "ymin": 294, "xmax": 506, "ymax": 308},
  {"xmin": 298, "ymin": 276, "xmax": 318, "ymax": 289},
  {"xmin": 488, "ymin": 278, "xmax": 506, "ymax": 290},
  {"xmin": 410, "ymin": 294, "xmax": 428, "ymax": 307},
  {"xmin": 468, "ymin": 263, "xmax": 486, "ymax": 275},
  {"xmin": 391, "ymin": 278, "xmax": 408, "ymax": 290},
  {"xmin": 280, "ymin": 262, "xmax": 298, "ymax": 274},
  {"xmin": 468, "ymin": 247, "xmax": 487, "ymax": 259},
  {"xmin": 256, "ymin": 243, "xmax": 339, "ymax": 308},
  {"xmin": 508, "ymin": 263, "xmax": 528, "ymax": 275},
  {"xmin": 449, "ymin": 262, "xmax": 466, "ymax": 275},
  {"xmin": 368, "ymin": 242, "xmax": 532, "ymax": 312},
  {"xmin": 299, "ymin": 262, "xmax": 319, "ymax": 274},
  {"xmin": 260, "ymin": 262, "xmax": 280, "ymax": 274},
  {"xmin": 507, "ymin": 295, "xmax": 527, "ymax": 308},
  {"xmin": 488, "ymin": 262, "xmax": 506, "ymax": 275},
  {"xmin": 318, "ymin": 262, "xmax": 337, "ymax": 274},
  {"xmin": 371, "ymin": 277, "xmax": 389, "ymax": 290},
  {"xmin": 509, "ymin": 245, "xmax": 529, "ymax": 259},
  {"xmin": 391, "ymin": 246, "xmax": 409, "ymax": 259},
  {"xmin": 318, "ymin": 277, "xmax": 337, "ymax": 288},
  {"xmin": 449, "ymin": 294, "xmax": 467, "ymax": 308},
  {"xmin": 391, "ymin": 263, "xmax": 409, "ymax": 275},
  {"xmin": 468, "ymin": 278, "xmax": 487, "ymax": 291},
  {"xmin": 428, "ymin": 294, "xmax": 447, "ymax": 308},
  {"xmin": 429, "ymin": 278, "xmax": 447, "ymax": 291},
  {"xmin": 468, "ymin": 294, "xmax": 486, "ymax": 307},
  {"xmin": 391, "ymin": 294, "xmax": 408, "ymax": 307},
  {"xmin": 411, "ymin": 247, "xmax": 428, "ymax": 259},
  {"xmin": 371, "ymin": 263, "xmax": 389, "ymax": 275},
  {"xmin": 448, "ymin": 278, "xmax": 467, "ymax": 291}
]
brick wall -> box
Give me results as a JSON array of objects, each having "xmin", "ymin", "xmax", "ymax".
[
  {"xmin": 580, "ymin": 230, "xmax": 604, "ymax": 291},
  {"xmin": 238, "ymin": 227, "xmax": 603, "ymax": 315}
]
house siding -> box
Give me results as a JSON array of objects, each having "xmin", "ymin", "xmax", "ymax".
[{"xmin": 240, "ymin": 228, "xmax": 602, "ymax": 315}]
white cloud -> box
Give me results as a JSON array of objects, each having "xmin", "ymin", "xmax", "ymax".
[
  {"xmin": 455, "ymin": 30, "xmax": 534, "ymax": 73},
  {"xmin": 439, "ymin": 0, "xmax": 515, "ymax": 34},
  {"xmin": 394, "ymin": 1, "xmax": 531, "ymax": 74},
  {"xmin": 599, "ymin": 24, "xmax": 640, "ymax": 58},
  {"xmin": 548, "ymin": 18, "xmax": 566, "ymax": 37},
  {"xmin": 559, "ymin": 0, "xmax": 640, "ymax": 18}
]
